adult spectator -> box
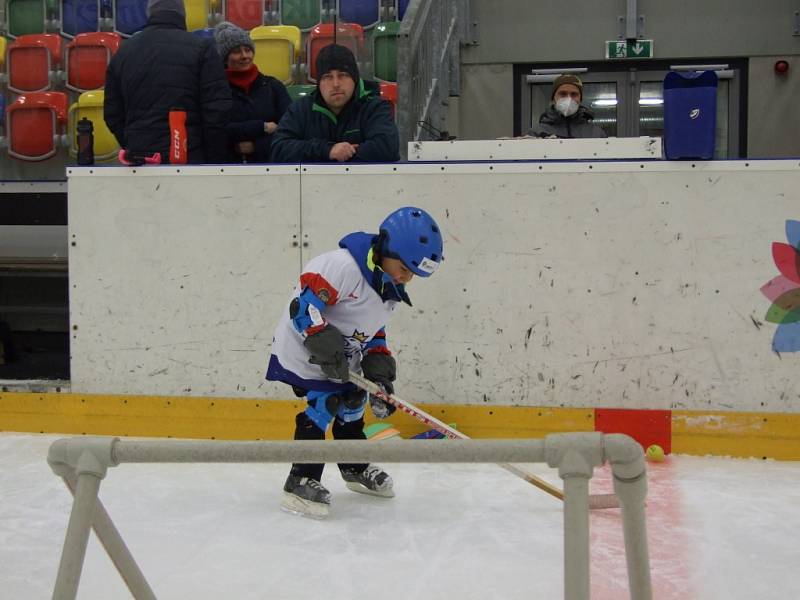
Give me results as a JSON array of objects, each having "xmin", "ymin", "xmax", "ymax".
[
  {"xmin": 104, "ymin": 0, "xmax": 232, "ymax": 164},
  {"xmin": 270, "ymin": 44, "xmax": 399, "ymax": 163},
  {"xmin": 528, "ymin": 74, "xmax": 607, "ymax": 139},
  {"xmin": 214, "ymin": 22, "xmax": 292, "ymax": 163}
]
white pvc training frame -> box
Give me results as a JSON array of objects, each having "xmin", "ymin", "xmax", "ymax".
[{"xmin": 48, "ymin": 432, "xmax": 652, "ymax": 600}]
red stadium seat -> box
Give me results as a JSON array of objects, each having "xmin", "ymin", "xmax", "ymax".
[
  {"xmin": 379, "ymin": 81, "xmax": 397, "ymax": 117},
  {"xmin": 6, "ymin": 92, "xmax": 69, "ymax": 161},
  {"xmin": 65, "ymin": 31, "xmax": 122, "ymax": 92},
  {"xmin": 224, "ymin": 0, "xmax": 265, "ymax": 30},
  {"xmin": 7, "ymin": 34, "xmax": 63, "ymax": 94},
  {"xmin": 306, "ymin": 22, "xmax": 364, "ymax": 82}
]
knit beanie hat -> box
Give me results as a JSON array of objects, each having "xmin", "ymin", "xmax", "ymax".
[
  {"xmin": 146, "ymin": 0, "xmax": 186, "ymax": 19},
  {"xmin": 214, "ymin": 22, "xmax": 255, "ymax": 62},
  {"xmin": 551, "ymin": 74, "xmax": 583, "ymax": 100},
  {"xmin": 315, "ymin": 44, "xmax": 360, "ymax": 83}
]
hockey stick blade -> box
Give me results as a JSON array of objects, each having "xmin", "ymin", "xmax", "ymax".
[{"xmin": 349, "ymin": 371, "xmax": 620, "ymax": 510}]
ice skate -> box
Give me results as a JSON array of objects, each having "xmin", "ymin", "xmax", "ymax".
[
  {"xmin": 341, "ymin": 464, "xmax": 395, "ymax": 498},
  {"xmin": 281, "ymin": 475, "xmax": 331, "ymax": 519}
]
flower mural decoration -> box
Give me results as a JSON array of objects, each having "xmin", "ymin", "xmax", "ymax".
[{"xmin": 760, "ymin": 220, "xmax": 800, "ymax": 352}]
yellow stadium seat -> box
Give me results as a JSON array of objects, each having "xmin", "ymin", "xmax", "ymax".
[
  {"xmin": 250, "ymin": 24, "xmax": 301, "ymax": 85},
  {"xmin": 184, "ymin": 0, "xmax": 209, "ymax": 32},
  {"xmin": 0, "ymin": 37, "xmax": 6, "ymax": 72},
  {"xmin": 68, "ymin": 90, "xmax": 119, "ymax": 162}
]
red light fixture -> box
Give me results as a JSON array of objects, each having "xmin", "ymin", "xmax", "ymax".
[{"xmin": 774, "ymin": 60, "xmax": 789, "ymax": 75}]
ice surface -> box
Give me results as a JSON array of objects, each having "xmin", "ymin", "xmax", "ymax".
[{"xmin": 1, "ymin": 433, "xmax": 799, "ymax": 599}]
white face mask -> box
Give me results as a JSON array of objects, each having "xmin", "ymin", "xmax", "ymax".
[{"xmin": 555, "ymin": 97, "xmax": 579, "ymax": 117}]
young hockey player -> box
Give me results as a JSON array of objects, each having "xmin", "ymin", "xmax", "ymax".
[{"xmin": 266, "ymin": 206, "xmax": 444, "ymax": 518}]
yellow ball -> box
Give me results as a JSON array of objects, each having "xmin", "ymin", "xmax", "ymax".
[{"xmin": 646, "ymin": 444, "xmax": 665, "ymax": 462}]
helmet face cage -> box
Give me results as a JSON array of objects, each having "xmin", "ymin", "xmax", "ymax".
[{"xmin": 379, "ymin": 207, "xmax": 444, "ymax": 277}]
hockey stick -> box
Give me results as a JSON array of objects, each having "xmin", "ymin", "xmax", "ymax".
[{"xmin": 349, "ymin": 371, "xmax": 620, "ymax": 510}]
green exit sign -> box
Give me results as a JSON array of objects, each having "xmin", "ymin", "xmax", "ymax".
[{"xmin": 605, "ymin": 40, "xmax": 654, "ymax": 59}]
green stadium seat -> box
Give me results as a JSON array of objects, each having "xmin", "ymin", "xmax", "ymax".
[{"xmin": 372, "ymin": 19, "xmax": 398, "ymax": 82}]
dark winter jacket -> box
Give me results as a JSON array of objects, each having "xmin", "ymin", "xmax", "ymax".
[
  {"xmin": 226, "ymin": 73, "xmax": 292, "ymax": 163},
  {"xmin": 528, "ymin": 105, "xmax": 607, "ymax": 139},
  {"xmin": 104, "ymin": 11, "xmax": 232, "ymax": 164},
  {"xmin": 270, "ymin": 79, "xmax": 400, "ymax": 163}
]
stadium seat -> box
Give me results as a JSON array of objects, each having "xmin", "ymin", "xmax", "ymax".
[
  {"xmin": 224, "ymin": 0, "xmax": 264, "ymax": 30},
  {"xmin": 60, "ymin": 0, "xmax": 99, "ymax": 38},
  {"xmin": 113, "ymin": 0, "xmax": 147, "ymax": 37},
  {"xmin": 250, "ymin": 24, "xmax": 300, "ymax": 84},
  {"xmin": 6, "ymin": 91, "xmax": 68, "ymax": 161},
  {"xmin": 278, "ymin": 0, "xmax": 320, "ymax": 31},
  {"xmin": 184, "ymin": 0, "xmax": 208, "ymax": 30},
  {"xmin": 68, "ymin": 89, "xmax": 118, "ymax": 161},
  {"xmin": 0, "ymin": 37, "xmax": 6, "ymax": 74},
  {"xmin": 286, "ymin": 83, "xmax": 314, "ymax": 101},
  {"xmin": 379, "ymin": 80, "xmax": 396, "ymax": 117},
  {"xmin": 336, "ymin": 0, "xmax": 379, "ymax": 29},
  {"xmin": 191, "ymin": 26, "xmax": 215, "ymax": 38},
  {"xmin": 397, "ymin": 0, "xmax": 408, "ymax": 20},
  {"xmin": 7, "ymin": 0, "xmax": 49, "ymax": 37},
  {"xmin": 372, "ymin": 19, "xmax": 398, "ymax": 81},
  {"xmin": 65, "ymin": 31, "xmax": 121, "ymax": 92},
  {"xmin": 306, "ymin": 21, "xmax": 364, "ymax": 82},
  {"xmin": 7, "ymin": 34, "xmax": 63, "ymax": 94}
]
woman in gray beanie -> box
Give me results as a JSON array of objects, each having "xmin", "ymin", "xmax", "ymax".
[{"xmin": 214, "ymin": 21, "xmax": 291, "ymax": 163}]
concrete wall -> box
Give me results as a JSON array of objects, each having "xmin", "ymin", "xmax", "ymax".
[
  {"xmin": 458, "ymin": 0, "xmax": 800, "ymax": 154},
  {"xmin": 67, "ymin": 162, "xmax": 800, "ymax": 413}
]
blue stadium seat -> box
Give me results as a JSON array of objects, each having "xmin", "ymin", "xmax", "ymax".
[
  {"xmin": 337, "ymin": 0, "xmax": 379, "ymax": 29},
  {"xmin": 113, "ymin": 0, "xmax": 147, "ymax": 37},
  {"xmin": 60, "ymin": 0, "xmax": 99, "ymax": 37},
  {"xmin": 397, "ymin": 0, "xmax": 408, "ymax": 20},
  {"xmin": 192, "ymin": 27, "xmax": 215, "ymax": 38}
]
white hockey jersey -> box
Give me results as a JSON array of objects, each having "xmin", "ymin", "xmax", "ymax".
[{"xmin": 267, "ymin": 234, "xmax": 403, "ymax": 392}]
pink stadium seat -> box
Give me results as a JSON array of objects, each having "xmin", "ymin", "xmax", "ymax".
[
  {"xmin": 306, "ymin": 22, "xmax": 364, "ymax": 82},
  {"xmin": 6, "ymin": 92, "xmax": 69, "ymax": 161},
  {"xmin": 7, "ymin": 34, "xmax": 63, "ymax": 94},
  {"xmin": 65, "ymin": 31, "xmax": 122, "ymax": 92}
]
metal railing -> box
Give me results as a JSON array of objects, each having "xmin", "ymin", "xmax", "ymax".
[
  {"xmin": 396, "ymin": 0, "xmax": 470, "ymax": 156},
  {"xmin": 48, "ymin": 433, "xmax": 652, "ymax": 600}
]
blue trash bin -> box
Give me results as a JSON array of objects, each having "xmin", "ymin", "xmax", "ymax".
[{"xmin": 663, "ymin": 70, "xmax": 718, "ymax": 160}]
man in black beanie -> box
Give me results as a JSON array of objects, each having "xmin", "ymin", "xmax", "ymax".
[
  {"xmin": 104, "ymin": 0, "xmax": 232, "ymax": 163},
  {"xmin": 270, "ymin": 44, "xmax": 399, "ymax": 163}
]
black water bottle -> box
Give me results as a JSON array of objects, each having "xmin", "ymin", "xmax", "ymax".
[{"xmin": 76, "ymin": 117, "xmax": 95, "ymax": 166}]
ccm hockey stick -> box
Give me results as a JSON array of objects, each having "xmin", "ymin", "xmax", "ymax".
[{"xmin": 349, "ymin": 371, "xmax": 620, "ymax": 510}]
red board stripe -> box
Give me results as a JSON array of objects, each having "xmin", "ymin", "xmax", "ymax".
[{"xmin": 594, "ymin": 408, "xmax": 672, "ymax": 454}]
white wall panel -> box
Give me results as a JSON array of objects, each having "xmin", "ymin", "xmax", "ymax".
[
  {"xmin": 68, "ymin": 166, "xmax": 300, "ymax": 397},
  {"xmin": 300, "ymin": 161, "xmax": 800, "ymax": 412},
  {"xmin": 68, "ymin": 162, "xmax": 800, "ymax": 412}
]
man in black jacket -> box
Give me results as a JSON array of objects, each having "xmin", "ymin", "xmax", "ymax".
[
  {"xmin": 104, "ymin": 0, "xmax": 232, "ymax": 164},
  {"xmin": 270, "ymin": 44, "xmax": 400, "ymax": 163}
]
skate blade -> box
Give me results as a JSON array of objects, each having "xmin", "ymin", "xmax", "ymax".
[
  {"xmin": 344, "ymin": 481, "xmax": 395, "ymax": 498},
  {"xmin": 281, "ymin": 492, "xmax": 329, "ymax": 519}
]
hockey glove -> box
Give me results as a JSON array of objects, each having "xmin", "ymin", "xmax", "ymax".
[
  {"xmin": 361, "ymin": 353, "xmax": 397, "ymax": 419},
  {"xmin": 304, "ymin": 325, "xmax": 349, "ymax": 382},
  {"xmin": 368, "ymin": 382, "xmax": 395, "ymax": 419}
]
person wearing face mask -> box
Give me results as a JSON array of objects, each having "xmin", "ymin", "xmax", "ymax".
[
  {"xmin": 214, "ymin": 22, "xmax": 292, "ymax": 163},
  {"xmin": 528, "ymin": 74, "xmax": 607, "ymax": 139}
]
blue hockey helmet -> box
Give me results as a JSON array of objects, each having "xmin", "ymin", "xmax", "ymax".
[{"xmin": 378, "ymin": 207, "xmax": 443, "ymax": 277}]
